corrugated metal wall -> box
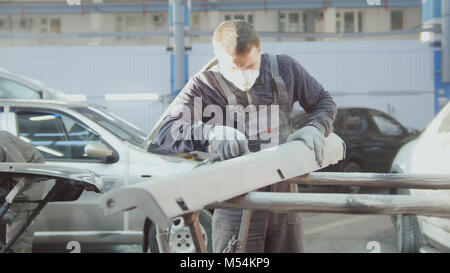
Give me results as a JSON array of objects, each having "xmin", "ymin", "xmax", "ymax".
[
  {"xmin": 0, "ymin": 45, "xmax": 170, "ymax": 134},
  {"xmin": 190, "ymin": 40, "xmax": 435, "ymax": 130},
  {"xmin": 0, "ymin": 39, "xmax": 435, "ymax": 134}
]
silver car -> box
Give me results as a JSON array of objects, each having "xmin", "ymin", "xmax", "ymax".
[
  {"xmin": 0, "ymin": 99, "xmax": 197, "ymax": 247},
  {"xmin": 391, "ymin": 102, "xmax": 450, "ymax": 253}
]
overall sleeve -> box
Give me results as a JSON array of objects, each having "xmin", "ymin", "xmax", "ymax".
[
  {"xmin": 290, "ymin": 57, "xmax": 337, "ymax": 137},
  {"xmin": 157, "ymin": 77, "xmax": 213, "ymax": 153}
]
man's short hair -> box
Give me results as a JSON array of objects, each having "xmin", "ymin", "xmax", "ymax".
[{"xmin": 213, "ymin": 20, "xmax": 261, "ymax": 56}]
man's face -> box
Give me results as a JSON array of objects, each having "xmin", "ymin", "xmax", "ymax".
[{"xmin": 215, "ymin": 45, "xmax": 262, "ymax": 91}]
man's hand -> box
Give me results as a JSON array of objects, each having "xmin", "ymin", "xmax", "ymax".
[
  {"xmin": 287, "ymin": 125, "xmax": 325, "ymax": 166},
  {"xmin": 207, "ymin": 125, "xmax": 248, "ymax": 162}
]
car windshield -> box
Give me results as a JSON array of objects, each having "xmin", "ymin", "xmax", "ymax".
[{"xmin": 72, "ymin": 106, "xmax": 147, "ymax": 147}]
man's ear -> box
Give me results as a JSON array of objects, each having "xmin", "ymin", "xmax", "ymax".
[{"xmin": 258, "ymin": 43, "xmax": 262, "ymax": 54}]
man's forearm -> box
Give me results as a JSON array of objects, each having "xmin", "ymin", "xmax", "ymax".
[
  {"xmin": 305, "ymin": 90, "xmax": 337, "ymax": 137},
  {"xmin": 157, "ymin": 118, "xmax": 211, "ymax": 153}
]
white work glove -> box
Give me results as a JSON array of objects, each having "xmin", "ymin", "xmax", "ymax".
[
  {"xmin": 287, "ymin": 125, "xmax": 325, "ymax": 167},
  {"xmin": 207, "ymin": 125, "xmax": 248, "ymax": 162}
]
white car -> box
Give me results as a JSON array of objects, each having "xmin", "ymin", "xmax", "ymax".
[
  {"xmin": 391, "ymin": 102, "xmax": 450, "ymax": 253},
  {"xmin": 0, "ymin": 67, "xmax": 66, "ymax": 100},
  {"xmin": 0, "ymin": 99, "xmax": 203, "ymax": 250}
]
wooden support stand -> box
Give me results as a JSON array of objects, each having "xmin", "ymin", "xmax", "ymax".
[{"xmin": 182, "ymin": 211, "xmax": 208, "ymax": 253}]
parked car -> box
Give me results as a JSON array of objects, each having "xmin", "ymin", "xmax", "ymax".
[
  {"xmin": 292, "ymin": 107, "xmax": 420, "ymax": 173},
  {"xmin": 0, "ymin": 67, "xmax": 66, "ymax": 100},
  {"xmin": 0, "ymin": 99, "xmax": 203, "ymax": 251},
  {"xmin": 391, "ymin": 102, "xmax": 450, "ymax": 253}
]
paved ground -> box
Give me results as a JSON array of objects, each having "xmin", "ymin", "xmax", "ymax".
[
  {"xmin": 32, "ymin": 187, "xmax": 398, "ymax": 253},
  {"xmin": 33, "ymin": 213, "xmax": 398, "ymax": 253},
  {"xmin": 303, "ymin": 213, "xmax": 397, "ymax": 253},
  {"xmin": 32, "ymin": 188, "xmax": 398, "ymax": 253}
]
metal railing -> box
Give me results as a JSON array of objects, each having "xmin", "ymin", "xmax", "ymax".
[{"xmin": 172, "ymin": 172, "xmax": 450, "ymax": 253}]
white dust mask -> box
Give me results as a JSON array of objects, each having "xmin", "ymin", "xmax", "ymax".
[{"xmin": 220, "ymin": 65, "xmax": 260, "ymax": 92}]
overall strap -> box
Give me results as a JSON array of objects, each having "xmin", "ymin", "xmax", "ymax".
[{"xmin": 268, "ymin": 54, "xmax": 291, "ymax": 115}]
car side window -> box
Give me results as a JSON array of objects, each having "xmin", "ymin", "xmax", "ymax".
[
  {"xmin": 341, "ymin": 110, "xmax": 368, "ymax": 134},
  {"xmin": 370, "ymin": 110, "xmax": 403, "ymax": 136},
  {"xmin": 14, "ymin": 109, "xmax": 104, "ymax": 161},
  {"xmin": 0, "ymin": 78, "xmax": 41, "ymax": 99}
]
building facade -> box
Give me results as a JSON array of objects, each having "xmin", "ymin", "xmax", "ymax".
[{"xmin": 0, "ymin": 0, "xmax": 422, "ymax": 46}]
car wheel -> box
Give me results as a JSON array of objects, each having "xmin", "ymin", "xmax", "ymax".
[
  {"xmin": 396, "ymin": 214, "xmax": 422, "ymax": 253},
  {"xmin": 148, "ymin": 210, "xmax": 212, "ymax": 253},
  {"xmin": 343, "ymin": 161, "xmax": 362, "ymax": 172},
  {"xmin": 0, "ymin": 224, "xmax": 5, "ymax": 245},
  {"xmin": 336, "ymin": 161, "xmax": 362, "ymax": 193},
  {"xmin": 394, "ymin": 189, "xmax": 424, "ymax": 253}
]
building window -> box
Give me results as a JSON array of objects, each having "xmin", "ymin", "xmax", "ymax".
[
  {"xmin": 191, "ymin": 13, "xmax": 200, "ymax": 30},
  {"xmin": 40, "ymin": 18, "xmax": 61, "ymax": 33},
  {"xmin": 336, "ymin": 12, "xmax": 341, "ymax": 33},
  {"xmin": 19, "ymin": 18, "xmax": 33, "ymax": 30},
  {"xmin": 0, "ymin": 17, "xmax": 12, "ymax": 31},
  {"xmin": 288, "ymin": 13, "xmax": 300, "ymax": 32},
  {"xmin": 224, "ymin": 14, "xmax": 254, "ymax": 24},
  {"xmin": 115, "ymin": 16, "xmax": 123, "ymax": 32},
  {"xmin": 336, "ymin": 11, "xmax": 362, "ymax": 33},
  {"xmin": 358, "ymin": 11, "xmax": 363, "ymax": 32},
  {"xmin": 391, "ymin": 11, "xmax": 403, "ymax": 30},
  {"xmin": 344, "ymin": 12, "xmax": 354, "ymax": 33},
  {"xmin": 280, "ymin": 12, "xmax": 286, "ymax": 31},
  {"xmin": 248, "ymin": 14, "xmax": 254, "ymax": 24},
  {"xmin": 115, "ymin": 15, "xmax": 145, "ymax": 40},
  {"xmin": 40, "ymin": 18, "xmax": 47, "ymax": 33},
  {"xmin": 279, "ymin": 12, "xmax": 307, "ymax": 32},
  {"xmin": 302, "ymin": 12, "xmax": 308, "ymax": 32},
  {"xmin": 50, "ymin": 19, "xmax": 61, "ymax": 33},
  {"xmin": 125, "ymin": 16, "xmax": 138, "ymax": 31}
]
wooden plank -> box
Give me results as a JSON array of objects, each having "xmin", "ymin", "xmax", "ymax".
[
  {"xmin": 237, "ymin": 209, "xmax": 252, "ymax": 253},
  {"xmin": 210, "ymin": 192, "xmax": 450, "ymax": 218},
  {"xmin": 287, "ymin": 172, "xmax": 450, "ymax": 189}
]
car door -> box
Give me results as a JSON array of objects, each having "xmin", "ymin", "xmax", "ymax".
[
  {"xmin": 366, "ymin": 109, "xmax": 406, "ymax": 172},
  {"xmin": 10, "ymin": 106, "xmax": 125, "ymax": 232},
  {"xmin": 335, "ymin": 109, "xmax": 375, "ymax": 171}
]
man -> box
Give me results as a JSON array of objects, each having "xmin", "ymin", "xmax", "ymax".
[
  {"xmin": 158, "ymin": 20, "xmax": 337, "ymax": 252},
  {"xmin": 0, "ymin": 130, "xmax": 45, "ymax": 253}
]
